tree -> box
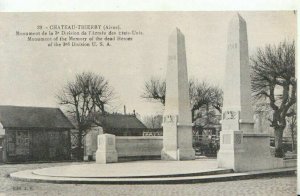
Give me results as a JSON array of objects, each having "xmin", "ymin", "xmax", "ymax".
[
  {"xmin": 189, "ymin": 80, "xmax": 211, "ymax": 122},
  {"xmin": 210, "ymin": 85, "xmax": 223, "ymax": 113},
  {"xmin": 141, "ymin": 77, "xmax": 166, "ymax": 105},
  {"xmin": 141, "ymin": 77, "xmax": 223, "ymax": 122},
  {"xmin": 190, "ymin": 80, "xmax": 223, "ymax": 122},
  {"xmin": 251, "ymin": 40, "xmax": 296, "ymax": 157},
  {"xmin": 287, "ymin": 105, "xmax": 297, "ymax": 152},
  {"xmin": 142, "ymin": 115, "xmax": 163, "ymax": 129},
  {"xmin": 57, "ymin": 72, "xmax": 115, "ymax": 159}
]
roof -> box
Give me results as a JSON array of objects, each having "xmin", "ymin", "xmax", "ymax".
[
  {"xmin": 95, "ymin": 114, "xmax": 147, "ymax": 130},
  {"xmin": 0, "ymin": 105, "xmax": 74, "ymax": 129}
]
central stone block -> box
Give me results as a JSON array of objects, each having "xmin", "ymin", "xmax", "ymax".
[
  {"xmin": 161, "ymin": 28, "xmax": 195, "ymax": 161},
  {"xmin": 95, "ymin": 134, "xmax": 118, "ymax": 164}
]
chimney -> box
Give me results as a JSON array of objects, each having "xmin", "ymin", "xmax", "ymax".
[{"xmin": 124, "ymin": 105, "xmax": 126, "ymax": 115}]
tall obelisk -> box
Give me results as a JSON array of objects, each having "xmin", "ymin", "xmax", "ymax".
[
  {"xmin": 222, "ymin": 13, "xmax": 254, "ymax": 130},
  {"xmin": 217, "ymin": 13, "xmax": 273, "ymax": 172},
  {"xmin": 161, "ymin": 28, "xmax": 195, "ymax": 161}
]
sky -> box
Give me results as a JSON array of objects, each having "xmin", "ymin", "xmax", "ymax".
[{"xmin": 0, "ymin": 11, "xmax": 296, "ymax": 117}]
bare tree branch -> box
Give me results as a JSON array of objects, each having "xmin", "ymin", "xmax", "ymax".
[
  {"xmin": 251, "ymin": 40, "xmax": 296, "ymax": 157},
  {"xmin": 141, "ymin": 77, "xmax": 223, "ymax": 123},
  {"xmin": 57, "ymin": 71, "xmax": 115, "ymax": 160}
]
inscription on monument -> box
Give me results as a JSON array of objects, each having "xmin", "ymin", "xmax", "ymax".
[
  {"xmin": 227, "ymin": 43, "xmax": 237, "ymax": 49},
  {"xmin": 223, "ymin": 111, "xmax": 238, "ymax": 120},
  {"xmin": 235, "ymin": 134, "xmax": 242, "ymax": 144},
  {"xmin": 163, "ymin": 115, "xmax": 177, "ymax": 123}
]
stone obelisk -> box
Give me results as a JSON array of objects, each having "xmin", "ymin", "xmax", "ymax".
[
  {"xmin": 217, "ymin": 13, "xmax": 273, "ymax": 171},
  {"xmin": 161, "ymin": 28, "xmax": 195, "ymax": 161},
  {"xmin": 222, "ymin": 13, "xmax": 254, "ymax": 129}
]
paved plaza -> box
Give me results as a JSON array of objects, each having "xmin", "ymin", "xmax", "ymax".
[
  {"xmin": 30, "ymin": 159, "xmax": 220, "ymax": 178},
  {"xmin": 0, "ymin": 162, "xmax": 296, "ymax": 196}
]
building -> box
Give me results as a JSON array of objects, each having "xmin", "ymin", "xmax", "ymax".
[
  {"xmin": 0, "ymin": 105, "xmax": 74, "ymax": 163},
  {"xmin": 94, "ymin": 113, "xmax": 147, "ymax": 136}
]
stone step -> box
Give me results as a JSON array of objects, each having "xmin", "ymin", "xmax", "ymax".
[
  {"xmin": 10, "ymin": 167, "xmax": 296, "ymax": 184},
  {"xmin": 33, "ymin": 168, "xmax": 234, "ymax": 179}
]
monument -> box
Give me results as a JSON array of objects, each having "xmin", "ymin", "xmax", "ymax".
[
  {"xmin": 217, "ymin": 13, "xmax": 274, "ymax": 171},
  {"xmin": 95, "ymin": 134, "xmax": 118, "ymax": 164},
  {"xmin": 161, "ymin": 28, "xmax": 195, "ymax": 161}
]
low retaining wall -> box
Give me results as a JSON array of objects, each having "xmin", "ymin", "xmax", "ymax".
[
  {"xmin": 272, "ymin": 158, "xmax": 297, "ymax": 168},
  {"xmin": 84, "ymin": 134, "xmax": 163, "ymax": 161},
  {"xmin": 116, "ymin": 136, "xmax": 163, "ymax": 160}
]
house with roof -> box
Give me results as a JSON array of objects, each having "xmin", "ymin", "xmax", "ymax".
[
  {"xmin": 94, "ymin": 113, "xmax": 147, "ymax": 136},
  {"xmin": 0, "ymin": 105, "xmax": 74, "ymax": 163}
]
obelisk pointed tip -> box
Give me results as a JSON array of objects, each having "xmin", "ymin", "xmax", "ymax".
[
  {"xmin": 169, "ymin": 27, "xmax": 184, "ymax": 40},
  {"xmin": 230, "ymin": 12, "xmax": 246, "ymax": 24},
  {"xmin": 171, "ymin": 27, "xmax": 182, "ymax": 35}
]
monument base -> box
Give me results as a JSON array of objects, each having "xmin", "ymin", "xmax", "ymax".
[
  {"xmin": 161, "ymin": 149, "xmax": 177, "ymax": 161},
  {"xmin": 161, "ymin": 119, "xmax": 195, "ymax": 161},
  {"xmin": 236, "ymin": 133, "xmax": 273, "ymax": 171},
  {"xmin": 95, "ymin": 134, "xmax": 118, "ymax": 164},
  {"xmin": 95, "ymin": 149, "xmax": 118, "ymax": 164},
  {"xmin": 217, "ymin": 130, "xmax": 276, "ymax": 172},
  {"xmin": 177, "ymin": 148, "xmax": 196, "ymax": 160},
  {"xmin": 217, "ymin": 130, "xmax": 244, "ymax": 171},
  {"xmin": 161, "ymin": 147, "xmax": 195, "ymax": 161}
]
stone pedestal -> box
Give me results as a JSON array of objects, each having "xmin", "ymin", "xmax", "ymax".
[
  {"xmin": 218, "ymin": 129, "xmax": 273, "ymax": 172},
  {"xmin": 161, "ymin": 115, "xmax": 195, "ymax": 160},
  {"xmin": 217, "ymin": 130, "xmax": 244, "ymax": 170},
  {"xmin": 95, "ymin": 134, "xmax": 118, "ymax": 164},
  {"xmin": 161, "ymin": 28, "xmax": 195, "ymax": 161},
  {"xmin": 238, "ymin": 133, "xmax": 273, "ymax": 171}
]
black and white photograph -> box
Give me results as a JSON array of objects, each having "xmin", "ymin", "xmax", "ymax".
[{"xmin": 0, "ymin": 6, "xmax": 297, "ymax": 195}]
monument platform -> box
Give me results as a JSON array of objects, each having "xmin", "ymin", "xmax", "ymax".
[{"xmin": 10, "ymin": 159, "xmax": 295, "ymax": 184}]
